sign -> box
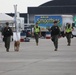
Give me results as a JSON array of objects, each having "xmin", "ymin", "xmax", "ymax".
[
  {"xmin": 34, "ymin": 15, "xmax": 62, "ymax": 31},
  {"xmin": 73, "ymin": 16, "xmax": 76, "ymax": 22}
]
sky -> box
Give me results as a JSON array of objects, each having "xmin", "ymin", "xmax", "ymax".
[{"xmin": 0, "ymin": 0, "xmax": 51, "ymax": 13}]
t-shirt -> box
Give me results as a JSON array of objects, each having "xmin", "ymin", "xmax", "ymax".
[
  {"xmin": 13, "ymin": 32, "xmax": 20, "ymax": 41},
  {"xmin": 50, "ymin": 25, "xmax": 60, "ymax": 36}
]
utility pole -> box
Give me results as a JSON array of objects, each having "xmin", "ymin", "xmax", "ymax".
[{"xmin": 14, "ymin": 5, "xmax": 18, "ymax": 32}]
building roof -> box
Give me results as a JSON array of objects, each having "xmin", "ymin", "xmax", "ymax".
[
  {"xmin": 7, "ymin": 13, "xmax": 27, "ymax": 23},
  {"xmin": 28, "ymin": 0, "xmax": 76, "ymax": 14},
  {"xmin": 39, "ymin": 0, "xmax": 76, "ymax": 7}
]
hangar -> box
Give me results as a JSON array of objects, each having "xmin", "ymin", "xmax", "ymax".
[
  {"xmin": 27, "ymin": 0, "xmax": 76, "ymax": 37},
  {"xmin": 7, "ymin": 0, "xmax": 76, "ymax": 37},
  {"xmin": 28, "ymin": 0, "xmax": 76, "ymax": 24}
]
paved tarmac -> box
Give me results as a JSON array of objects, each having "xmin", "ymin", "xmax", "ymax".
[{"xmin": 0, "ymin": 37, "xmax": 76, "ymax": 75}]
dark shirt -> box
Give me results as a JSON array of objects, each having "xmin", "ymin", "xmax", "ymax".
[
  {"xmin": 50, "ymin": 25, "xmax": 60, "ymax": 36},
  {"xmin": 2, "ymin": 27, "xmax": 13, "ymax": 37}
]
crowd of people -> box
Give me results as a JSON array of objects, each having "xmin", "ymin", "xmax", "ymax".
[{"xmin": 1, "ymin": 21, "xmax": 73, "ymax": 52}]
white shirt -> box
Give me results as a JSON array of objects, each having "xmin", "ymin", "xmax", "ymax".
[{"xmin": 13, "ymin": 32, "xmax": 20, "ymax": 41}]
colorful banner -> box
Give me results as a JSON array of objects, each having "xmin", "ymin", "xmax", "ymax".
[{"xmin": 34, "ymin": 15, "xmax": 62, "ymax": 31}]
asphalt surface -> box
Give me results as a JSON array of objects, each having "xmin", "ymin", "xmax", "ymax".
[{"xmin": 0, "ymin": 37, "xmax": 76, "ymax": 75}]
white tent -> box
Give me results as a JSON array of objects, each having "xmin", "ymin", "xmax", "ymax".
[{"xmin": 0, "ymin": 13, "xmax": 14, "ymax": 23}]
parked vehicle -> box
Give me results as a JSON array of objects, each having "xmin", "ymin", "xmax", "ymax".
[
  {"xmin": 24, "ymin": 25, "xmax": 32, "ymax": 37},
  {"xmin": 72, "ymin": 26, "xmax": 76, "ymax": 38},
  {"xmin": 26, "ymin": 30, "xmax": 31, "ymax": 37},
  {"xmin": 45, "ymin": 31, "xmax": 51, "ymax": 39}
]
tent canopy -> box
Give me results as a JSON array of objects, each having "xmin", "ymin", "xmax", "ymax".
[{"xmin": 0, "ymin": 13, "xmax": 14, "ymax": 23}]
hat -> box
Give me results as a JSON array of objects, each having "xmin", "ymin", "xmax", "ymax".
[{"xmin": 54, "ymin": 21, "xmax": 57, "ymax": 23}]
